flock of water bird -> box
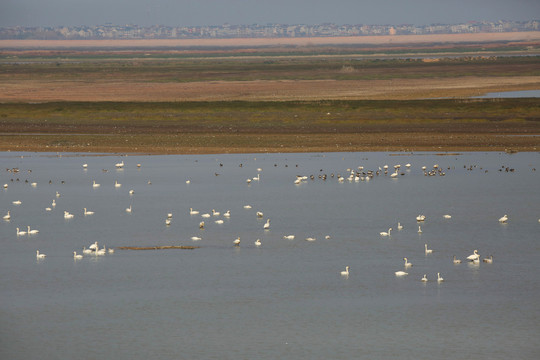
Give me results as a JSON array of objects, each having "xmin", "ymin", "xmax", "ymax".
[{"xmin": 2, "ymin": 156, "xmax": 538, "ymax": 283}]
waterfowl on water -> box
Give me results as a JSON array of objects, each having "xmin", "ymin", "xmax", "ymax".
[
  {"xmin": 380, "ymin": 228, "xmax": 392, "ymax": 236},
  {"xmin": 36, "ymin": 250, "xmax": 46, "ymax": 259},
  {"xmin": 453, "ymin": 255, "xmax": 462, "ymax": 264},
  {"xmin": 341, "ymin": 266, "xmax": 350, "ymax": 276},
  {"xmin": 425, "ymin": 244, "xmax": 433, "ymax": 254},
  {"xmin": 467, "ymin": 250, "xmax": 480, "ymax": 261}
]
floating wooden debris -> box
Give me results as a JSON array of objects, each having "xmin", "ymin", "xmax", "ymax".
[{"xmin": 118, "ymin": 246, "xmax": 199, "ymax": 251}]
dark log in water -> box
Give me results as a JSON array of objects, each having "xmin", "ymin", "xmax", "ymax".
[{"xmin": 118, "ymin": 246, "xmax": 200, "ymax": 250}]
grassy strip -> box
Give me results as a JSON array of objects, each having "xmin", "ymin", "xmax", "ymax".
[
  {"xmin": 0, "ymin": 99, "xmax": 538, "ymax": 153},
  {"xmin": 1, "ymin": 99, "xmax": 539, "ymax": 133},
  {"xmin": 2, "ymin": 56, "xmax": 540, "ymax": 82}
]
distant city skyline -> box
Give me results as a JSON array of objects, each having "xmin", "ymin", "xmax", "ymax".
[{"xmin": 1, "ymin": 0, "xmax": 540, "ymax": 27}]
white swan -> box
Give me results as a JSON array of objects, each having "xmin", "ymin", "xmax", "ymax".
[
  {"xmin": 264, "ymin": 219, "xmax": 270, "ymax": 230},
  {"xmin": 56, "ymin": 191, "xmax": 60, "ymax": 198},
  {"xmin": 483, "ymin": 255, "xmax": 493, "ymax": 263},
  {"xmin": 416, "ymin": 214, "xmax": 426, "ymax": 221},
  {"xmin": 95, "ymin": 247, "xmax": 106, "ymax": 255},
  {"xmin": 165, "ymin": 219, "xmax": 171, "ymax": 225},
  {"xmin": 397, "ymin": 222, "xmax": 403, "ymax": 230},
  {"xmin": 443, "ymin": 214, "xmax": 452, "ymax": 219},
  {"xmin": 437, "ymin": 273, "xmax": 444, "ymax": 282},
  {"xmin": 12, "ymin": 200, "xmax": 22, "ymax": 205},
  {"xmin": 129, "ymin": 189, "xmax": 135, "ymax": 195},
  {"xmin": 418, "ymin": 225, "xmax": 422, "ymax": 233},
  {"xmin": 125, "ymin": 205, "xmax": 132, "ymax": 213},
  {"xmin": 114, "ymin": 180, "xmax": 121, "ymax": 188},
  {"xmin": 424, "ymin": 244, "xmax": 433, "ymax": 254},
  {"xmin": 89, "ymin": 242, "xmax": 98, "ymax": 250},
  {"xmin": 16, "ymin": 227, "xmax": 27, "ymax": 236},
  {"xmin": 82, "ymin": 163, "xmax": 88, "ymax": 168},
  {"xmin": 3, "ymin": 211, "xmax": 10, "ymax": 220},
  {"xmin": 341, "ymin": 266, "xmax": 350, "ymax": 276},
  {"xmin": 233, "ymin": 237, "xmax": 241, "ymax": 246},
  {"xmin": 254, "ymin": 239, "xmax": 262, "ymax": 246},
  {"xmin": 51, "ymin": 199, "xmax": 56, "ymax": 207},
  {"xmin": 305, "ymin": 237, "xmax": 316, "ymax": 242},
  {"xmin": 403, "ymin": 257, "xmax": 412, "ymax": 267},
  {"xmin": 421, "ymin": 274, "xmax": 428, "ymax": 282},
  {"xmin": 243, "ymin": 205, "xmax": 252, "ymax": 209},
  {"xmin": 453, "ymin": 255, "xmax": 462, "ymax": 264},
  {"xmin": 115, "ymin": 160, "xmax": 124, "ymax": 168},
  {"xmin": 27, "ymin": 226, "xmax": 39, "ymax": 234},
  {"xmin": 283, "ymin": 235, "xmax": 295, "ymax": 240},
  {"xmin": 83, "ymin": 247, "xmax": 93, "ymax": 254},
  {"xmin": 92, "ymin": 180, "xmax": 100, "ymax": 188},
  {"xmin": 223, "ymin": 210, "xmax": 231, "ymax": 217},
  {"xmin": 201, "ymin": 213, "xmax": 211, "ymax": 218},
  {"xmin": 212, "ymin": 209, "xmax": 220, "ymax": 216},
  {"xmin": 84, "ymin": 208, "xmax": 94, "ymax": 216},
  {"xmin": 191, "ymin": 236, "xmax": 202, "ymax": 241},
  {"xmin": 199, "ymin": 221, "xmax": 205, "ymax": 229},
  {"xmin": 64, "ymin": 211, "xmax": 74, "ymax": 219},
  {"xmin": 36, "ymin": 250, "xmax": 46, "ymax": 259},
  {"xmin": 256, "ymin": 211, "xmax": 264, "ymax": 218},
  {"xmin": 380, "ymin": 228, "xmax": 392, "ymax": 236},
  {"xmin": 189, "ymin": 208, "xmax": 199, "ymax": 215},
  {"xmin": 167, "ymin": 213, "xmax": 173, "ymax": 218},
  {"xmin": 467, "ymin": 250, "xmax": 479, "ymax": 261},
  {"xmin": 73, "ymin": 251, "xmax": 83, "ymax": 259},
  {"xmin": 395, "ymin": 271, "xmax": 408, "ymax": 276},
  {"xmin": 499, "ymin": 214, "xmax": 508, "ymax": 223},
  {"xmin": 215, "ymin": 219, "xmax": 224, "ymax": 224}
]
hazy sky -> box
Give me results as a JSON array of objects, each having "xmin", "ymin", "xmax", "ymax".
[{"xmin": 1, "ymin": 0, "xmax": 539, "ymax": 27}]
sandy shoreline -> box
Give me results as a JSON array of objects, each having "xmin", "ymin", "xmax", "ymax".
[{"xmin": 2, "ymin": 32, "xmax": 540, "ymax": 49}]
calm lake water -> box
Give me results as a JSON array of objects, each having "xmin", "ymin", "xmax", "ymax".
[{"xmin": 1, "ymin": 151, "xmax": 539, "ymax": 359}]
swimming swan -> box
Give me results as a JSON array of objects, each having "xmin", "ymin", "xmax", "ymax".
[
  {"xmin": 3, "ymin": 211, "xmax": 10, "ymax": 220},
  {"xmin": 16, "ymin": 227, "xmax": 27, "ymax": 236},
  {"xmin": 453, "ymin": 255, "xmax": 462, "ymax": 264},
  {"xmin": 380, "ymin": 228, "xmax": 392, "ymax": 236},
  {"xmin": 254, "ymin": 239, "xmax": 262, "ymax": 246},
  {"xmin": 84, "ymin": 208, "xmax": 94, "ymax": 216},
  {"xmin": 92, "ymin": 180, "xmax": 100, "ymax": 188},
  {"xmin": 189, "ymin": 208, "xmax": 199, "ymax": 215},
  {"xmin": 437, "ymin": 273, "xmax": 444, "ymax": 282},
  {"xmin": 421, "ymin": 274, "xmax": 428, "ymax": 282},
  {"xmin": 27, "ymin": 226, "xmax": 39, "ymax": 234},
  {"xmin": 483, "ymin": 255, "xmax": 493, "ymax": 263},
  {"xmin": 73, "ymin": 251, "xmax": 83, "ymax": 259},
  {"xmin": 233, "ymin": 237, "xmax": 241, "ymax": 246},
  {"xmin": 395, "ymin": 271, "xmax": 408, "ymax": 276},
  {"xmin": 499, "ymin": 214, "xmax": 508, "ymax": 223},
  {"xmin": 403, "ymin": 257, "xmax": 412, "ymax": 267},
  {"xmin": 264, "ymin": 219, "xmax": 270, "ymax": 230},
  {"xmin": 397, "ymin": 222, "xmax": 403, "ymax": 230},
  {"xmin": 467, "ymin": 250, "xmax": 480, "ymax": 261},
  {"xmin": 341, "ymin": 266, "xmax": 350, "ymax": 276},
  {"xmin": 36, "ymin": 250, "xmax": 46, "ymax": 259},
  {"xmin": 424, "ymin": 244, "xmax": 433, "ymax": 254}
]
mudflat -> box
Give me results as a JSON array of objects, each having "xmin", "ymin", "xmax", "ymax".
[{"xmin": 1, "ymin": 33, "xmax": 539, "ymax": 154}]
